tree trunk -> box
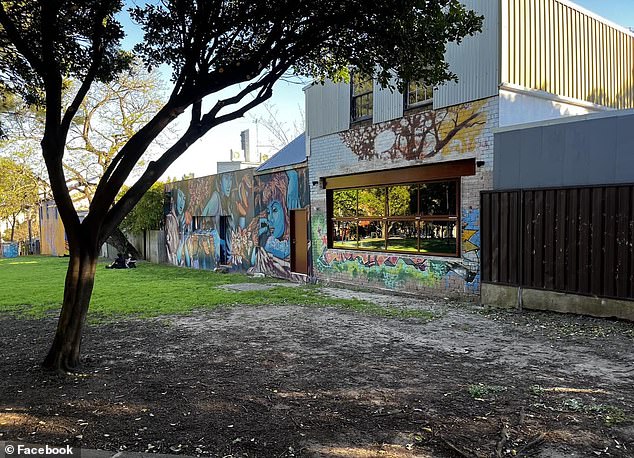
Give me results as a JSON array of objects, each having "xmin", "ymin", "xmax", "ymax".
[
  {"xmin": 42, "ymin": 241, "xmax": 99, "ymax": 372},
  {"xmin": 10, "ymin": 213, "xmax": 16, "ymax": 241},
  {"xmin": 106, "ymin": 227, "xmax": 141, "ymax": 259}
]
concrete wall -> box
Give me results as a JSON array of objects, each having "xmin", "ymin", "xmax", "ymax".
[
  {"xmin": 482, "ymin": 284, "xmax": 634, "ymax": 322},
  {"xmin": 308, "ymin": 97, "xmax": 499, "ymax": 297},
  {"xmin": 494, "ymin": 109, "xmax": 634, "ymax": 189},
  {"xmin": 146, "ymin": 230, "xmax": 166, "ymax": 264},
  {"xmin": 499, "ymin": 86, "xmax": 604, "ymax": 127}
]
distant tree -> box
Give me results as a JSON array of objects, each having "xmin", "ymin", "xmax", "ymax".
[
  {"xmin": 250, "ymin": 100, "xmax": 305, "ymax": 152},
  {"xmin": 1, "ymin": 64, "xmax": 170, "ymax": 257},
  {"xmin": 0, "ymin": 157, "xmax": 39, "ymax": 241},
  {"xmin": 0, "ymin": 0, "xmax": 482, "ymax": 371},
  {"xmin": 119, "ymin": 182, "xmax": 165, "ymax": 235}
]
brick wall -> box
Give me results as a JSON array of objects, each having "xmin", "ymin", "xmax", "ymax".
[{"xmin": 308, "ymin": 97, "xmax": 499, "ymax": 297}]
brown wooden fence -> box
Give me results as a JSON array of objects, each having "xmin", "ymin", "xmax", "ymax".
[{"xmin": 481, "ymin": 185, "xmax": 634, "ymax": 301}]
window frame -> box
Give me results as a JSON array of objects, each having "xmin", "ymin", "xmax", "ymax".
[
  {"xmin": 328, "ymin": 179, "xmax": 460, "ymax": 257},
  {"xmin": 404, "ymin": 80, "xmax": 434, "ymax": 109},
  {"xmin": 350, "ymin": 73, "xmax": 374, "ymax": 122}
]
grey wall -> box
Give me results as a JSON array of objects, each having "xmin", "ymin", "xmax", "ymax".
[{"xmin": 494, "ymin": 111, "xmax": 634, "ymax": 189}]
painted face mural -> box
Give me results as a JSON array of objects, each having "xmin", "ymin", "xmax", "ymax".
[
  {"xmin": 266, "ymin": 200, "xmax": 285, "ymax": 239},
  {"xmin": 165, "ymin": 170, "xmax": 253, "ymax": 270},
  {"xmin": 248, "ymin": 168, "xmax": 310, "ymax": 280},
  {"xmin": 221, "ymin": 174, "xmax": 233, "ymax": 197},
  {"xmin": 175, "ymin": 189, "xmax": 186, "ymax": 218}
]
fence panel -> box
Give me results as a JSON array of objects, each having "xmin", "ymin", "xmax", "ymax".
[{"xmin": 482, "ymin": 184, "xmax": 634, "ymax": 301}]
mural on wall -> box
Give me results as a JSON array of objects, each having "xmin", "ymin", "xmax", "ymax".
[
  {"xmin": 164, "ymin": 167, "xmax": 310, "ymax": 280},
  {"xmin": 39, "ymin": 201, "xmax": 69, "ymax": 256},
  {"xmin": 340, "ymin": 100, "xmax": 487, "ymax": 161},
  {"xmin": 461, "ymin": 207, "xmax": 481, "ymax": 294},
  {"xmin": 248, "ymin": 168, "xmax": 310, "ymax": 280},
  {"xmin": 165, "ymin": 169, "xmax": 253, "ymax": 270},
  {"xmin": 2, "ymin": 242, "xmax": 19, "ymax": 258}
]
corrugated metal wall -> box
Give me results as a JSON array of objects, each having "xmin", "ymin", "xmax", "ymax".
[
  {"xmin": 434, "ymin": 0, "xmax": 500, "ymax": 109},
  {"xmin": 305, "ymin": 80, "xmax": 350, "ymax": 139},
  {"xmin": 502, "ymin": 0, "xmax": 634, "ymax": 109},
  {"xmin": 482, "ymin": 185, "xmax": 634, "ymax": 301},
  {"xmin": 373, "ymin": 77, "xmax": 404, "ymax": 124}
]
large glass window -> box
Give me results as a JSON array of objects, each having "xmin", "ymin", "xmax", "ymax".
[
  {"xmin": 329, "ymin": 179, "xmax": 459, "ymax": 256},
  {"xmin": 351, "ymin": 73, "xmax": 373, "ymax": 121}
]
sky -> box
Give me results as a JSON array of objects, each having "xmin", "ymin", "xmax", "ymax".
[
  {"xmin": 117, "ymin": 4, "xmax": 307, "ymax": 181},
  {"xmin": 118, "ymin": 0, "xmax": 634, "ymax": 181}
]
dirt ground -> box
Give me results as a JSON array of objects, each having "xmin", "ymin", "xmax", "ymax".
[{"xmin": 1, "ymin": 288, "xmax": 633, "ymax": 457}]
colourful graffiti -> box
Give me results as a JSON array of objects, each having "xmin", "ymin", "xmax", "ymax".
[
  {"xmin": 2, "ymin": 242, "xmax": 19, "ymax": 258},
  {"xmin": 166, "ymin": 169, "xmax": 254, "ymax": 270},
  {"xmin": 312, "ymin": 207, "xmax": 480, "ymax": 294},
  {"xmin": 340, "ymin": 100, "xmax": 487, "ymax": 162},
  {"xmin": 460, "ymin": 207, "xmax": 481, "ymax": 293},
  {"xmin": 249, "ymin": 169, "xmax": 310, "ymax": 280},
  {"xmin": 165, "ymin": 167, "xmax": 310, "ymax": 280}
]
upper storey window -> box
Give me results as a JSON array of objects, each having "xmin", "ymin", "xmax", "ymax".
[
  {"xmin": 406, "ymin": 80, "xmax": 433, "ymax": 108},
  {"xmin": 351, "ymin": 73, "xmax": 373, "ymax": 122}
]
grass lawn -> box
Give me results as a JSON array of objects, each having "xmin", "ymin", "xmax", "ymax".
[{"xmin": 0, "ymin": 256, "xmax": 434, "ymax": 321}]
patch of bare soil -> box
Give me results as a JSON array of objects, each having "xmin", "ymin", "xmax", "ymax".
[{"xmin": 1, "ymin": 292, "xmax": 633, "ymax": 458}]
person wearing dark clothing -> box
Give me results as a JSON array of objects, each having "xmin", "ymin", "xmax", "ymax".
[{"xmin": 106, "ymin": 253, "xmax": 127, "ymax": 269}]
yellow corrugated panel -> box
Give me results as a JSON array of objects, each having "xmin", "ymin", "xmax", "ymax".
[{"xmin": 504, "ymin": 0, "xmax": 634, "ymax": 109}]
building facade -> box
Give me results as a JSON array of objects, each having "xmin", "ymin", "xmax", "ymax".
[
  {"xmin": 164, "ymin": 136, "xmax": 311, "ymax": 281},
  {"xmin": 305, "ymin": 0, "xmax": 634, "ymax": 297}
]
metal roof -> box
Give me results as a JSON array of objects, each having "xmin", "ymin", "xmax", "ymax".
[{"xmin": 256, "ymin": 134, "xmax": 306, "ymax": 172}]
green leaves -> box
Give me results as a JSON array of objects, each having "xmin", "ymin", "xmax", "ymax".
[
  {"xmin": 0, "ymin": 157, "xmax": 39, "ymax": 222},
  {"xmin": 119, "ymin": 182, "xmax": 166, "ymax": 234}
]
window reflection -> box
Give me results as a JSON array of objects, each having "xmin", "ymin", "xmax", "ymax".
[
  {"xmin": 358, "ymin": 187, "xmax": 386, "ymax": 217},
  {"xmin": 387, "ymin": 221, "xmax": 418, "ymax": 252},
  {"xmin": 332, "ymin": 220, "xmax": 358, "ymax": 248},
  {"xmin": 329, "ymin": 179, "xmax": 459, "ymax": 256},
  {"xmin": 389, "ymin": 185, "xmax": 417, "ymax": 216},
  {"xmin": 358, "ymin": 220, "xmax": 385, "ymax": 250},
  {"xmin": 420, "ymin": 181, "xmax": 457, "ymax": 215},
  {"xmin": 333, "ymin": 189, "xmax": 357, "ymax": 217},
  {"xmin": 419, "ymin": 221, "xmax": 457, "ymax": 254}
]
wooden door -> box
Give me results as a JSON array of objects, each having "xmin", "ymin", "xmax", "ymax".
[{"xmin": 290, "ymin": 209, "xmax": 309, "ymax": 275}]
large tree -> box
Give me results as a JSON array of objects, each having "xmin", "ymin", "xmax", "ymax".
[{"xmin": 0, "ymin": 0, "xmax": 482, "ymax": 372}]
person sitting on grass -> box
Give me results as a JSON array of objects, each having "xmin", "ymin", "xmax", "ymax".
[
  {"xmin": 125, "ymin": 253, "xmax": 137, "ymax": 268},
  {"xmin": 106, "ymin": 253, "xmax": 127, "ymax": 269}
]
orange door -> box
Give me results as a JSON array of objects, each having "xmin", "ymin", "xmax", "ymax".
[{"xmin": 290, "ymin": 209, "xmax": 309, "ymax": 275}]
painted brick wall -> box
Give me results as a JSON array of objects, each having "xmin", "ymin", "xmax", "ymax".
[{"xmin": 308, "ymin": 97, "xmax": 499, "ymax": 297}]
